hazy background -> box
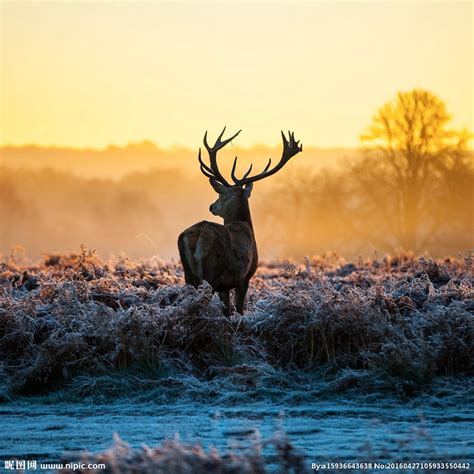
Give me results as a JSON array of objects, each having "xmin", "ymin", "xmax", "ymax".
[
  {"xmin": 1, "ymin": 136, "xmax": 472, "ymax": 261},
  {"xmin": 0, "ymin": 1, "xmax": 472, "ymax": 261},
  {"xmin": 0, "ymin": 143, "xmax": 361, "ymax": 260}
]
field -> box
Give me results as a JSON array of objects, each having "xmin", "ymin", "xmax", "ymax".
[
  {"xmin": 0, "ymin": 250, "xmax": 472, "ymax": 472},
  {"xmin": 2, "ymin": 1, "xmax": 473, "ymax": 472}
]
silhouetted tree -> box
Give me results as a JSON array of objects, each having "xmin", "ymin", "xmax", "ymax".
[{"xmin": 352, "ymin": 89, "xmax": 472, "ymax": 252}]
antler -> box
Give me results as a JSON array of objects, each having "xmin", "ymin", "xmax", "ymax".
[
  {"xmin": 231, "ymin": 131, "xmax": 302, "ymax": 186},
  {"xmin": 198, "ymin": 127, "xmax": 241, "ymax": 186}
]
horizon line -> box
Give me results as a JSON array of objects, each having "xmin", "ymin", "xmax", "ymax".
[{"xmin": 0, "ymin": 141, "xmax": 364, "ymax": 152}]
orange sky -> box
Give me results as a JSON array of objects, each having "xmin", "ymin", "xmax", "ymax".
[{"xmin": 1, "ymin": 1, "xmax": 472, "ymax": 148}]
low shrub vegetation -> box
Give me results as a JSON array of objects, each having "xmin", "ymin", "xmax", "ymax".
[{"xmin": 0, "ymin": 248, "xmax": 472, "ymax": 398}]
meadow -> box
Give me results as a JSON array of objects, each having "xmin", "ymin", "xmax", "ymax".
[
  {"xmin": 0, "ymin": 249, "xmax": 472, "ymax": 471},
  {"xmin": 2, "ymin": 1, "xmax": 473, "ymax": 470},
  {"xmin": 1, "ymin": 126, "xmax": 472, "ymax": 470}
]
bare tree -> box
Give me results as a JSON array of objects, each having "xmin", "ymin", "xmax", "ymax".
[{"xmin": 352, "ymin": 89, "xmax": 472, "ymax": 252}]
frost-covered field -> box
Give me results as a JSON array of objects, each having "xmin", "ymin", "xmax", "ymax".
[{"xmin": 0, "ymin": 250, "xmax": 473, "ymax": 472}]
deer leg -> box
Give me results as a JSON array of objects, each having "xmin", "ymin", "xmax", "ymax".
[
  {"xmin": 182, "ymin": 266, "xmax": 199, "ymax": 288},
  {"xmin": 178, "ymin": 234, "xmax": 199, "ymax": 287},
  {"xmin": 219, "ymin": 291, "xmax": 231, "ymax": 316},
  {"xmin": 235, "ymin": 280, "xmax": 249, "ymax": 315}
]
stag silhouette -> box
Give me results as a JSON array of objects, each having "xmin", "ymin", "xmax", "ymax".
[{"xmin": 178, "ymin": 128, "xmax": 302, "ymax": 315}]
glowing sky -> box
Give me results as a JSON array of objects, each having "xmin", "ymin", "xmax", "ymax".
[{"xmin": 1, "ymin": 1, "xmax": 472, "ymax": 148}]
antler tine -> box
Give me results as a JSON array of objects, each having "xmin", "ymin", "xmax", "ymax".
[
  {"xmin": 216, "ymin": 128, "xmax": 241, "ymax": 149},
  {"xmin": 231, "ymin": 130, "xmax": 302, "ymax": 186},
  {"xmin": 203, "ymin": 127, "xmax": 229, "ymax": 151},
  {"xmin": 199, "ymin": 128, "xmax": 243, "ymax": 186},
  {"xmin": 262, "ymin": 158, "xmax": 272, "ymax": 173},
  {"xmin": 242, "ymin": 163, "xmax": 253, "ymax": 179},
  {"xmin": 203, "ymin": 130, "xmax": 210, "ymax": 150},
  {"xmin": 198, "ymin": 148, "xmax": 213, "ymax": 175},
  {"xmin": 204, "ymin": 128, "xmax": 242, "ymax": 151},
  {"xmin": 200, "ymin": 164, "xmax": 215, "ymax": 180},
  {"xmin": 230, "ymin": 157, "xmax": 239, "ymax": 183},
  {"xmin": 231, "ymin": 157, "xmax": 253, "ymax": 183},
  {"xmin": 216, "ymin": 126, "xmax": 227, "ymax": 143}
]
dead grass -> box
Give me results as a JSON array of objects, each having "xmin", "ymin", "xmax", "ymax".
[
  {"xmin": 0, "ymin": 248, "xmax": 472, "ymax": 397},
  {"xmin": 58, "ymin": 433, "xmax": 305, "ymax": 474}
]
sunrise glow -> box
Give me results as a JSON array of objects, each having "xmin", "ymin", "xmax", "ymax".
[{"xmin": 1, "ymin": 1, "xmax": 472, "ymax": 148}]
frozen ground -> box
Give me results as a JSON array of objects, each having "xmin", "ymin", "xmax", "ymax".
[
  {"xmin": 1, "ymin": 394, "xmax": 473, "ymax": 469},
  {"xmin": 1, "ymin": 252, "xmax": 472, "ymax": 471}
]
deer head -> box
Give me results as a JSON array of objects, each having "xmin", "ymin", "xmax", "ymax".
[
  {"xmin": 208, "ymin": 180, "xmax": 253, "ymax": 219},
  {"xmin": 198, "ymin": 127, "xmax": 302, "ymax": 223}
]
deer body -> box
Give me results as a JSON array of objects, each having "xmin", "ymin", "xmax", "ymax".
[
  {"xmin": 178, "ymin": 220, "xmax": 257, "ymax": 315},
  {"xmin": 178, "ymin": 128, "xmax": 302, "ymax": 315}
]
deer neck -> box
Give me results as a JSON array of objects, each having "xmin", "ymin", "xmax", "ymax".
[{"xmin": 224, "ymin": 199, "xmax": 253, "ymax": 229}]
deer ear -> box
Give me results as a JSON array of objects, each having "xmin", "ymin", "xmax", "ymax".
[
  {"xmin": 243, "ymin": 182, "xmax": 253, "ymax": 198},
  {"xmin": 209, "ymin": 179, "xmax": 228, "ymax": 195}
]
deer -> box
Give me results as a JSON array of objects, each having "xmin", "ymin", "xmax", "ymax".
[{"xmin": 178, "ymin": 128, "xmax": 302, "ymax": 315}]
